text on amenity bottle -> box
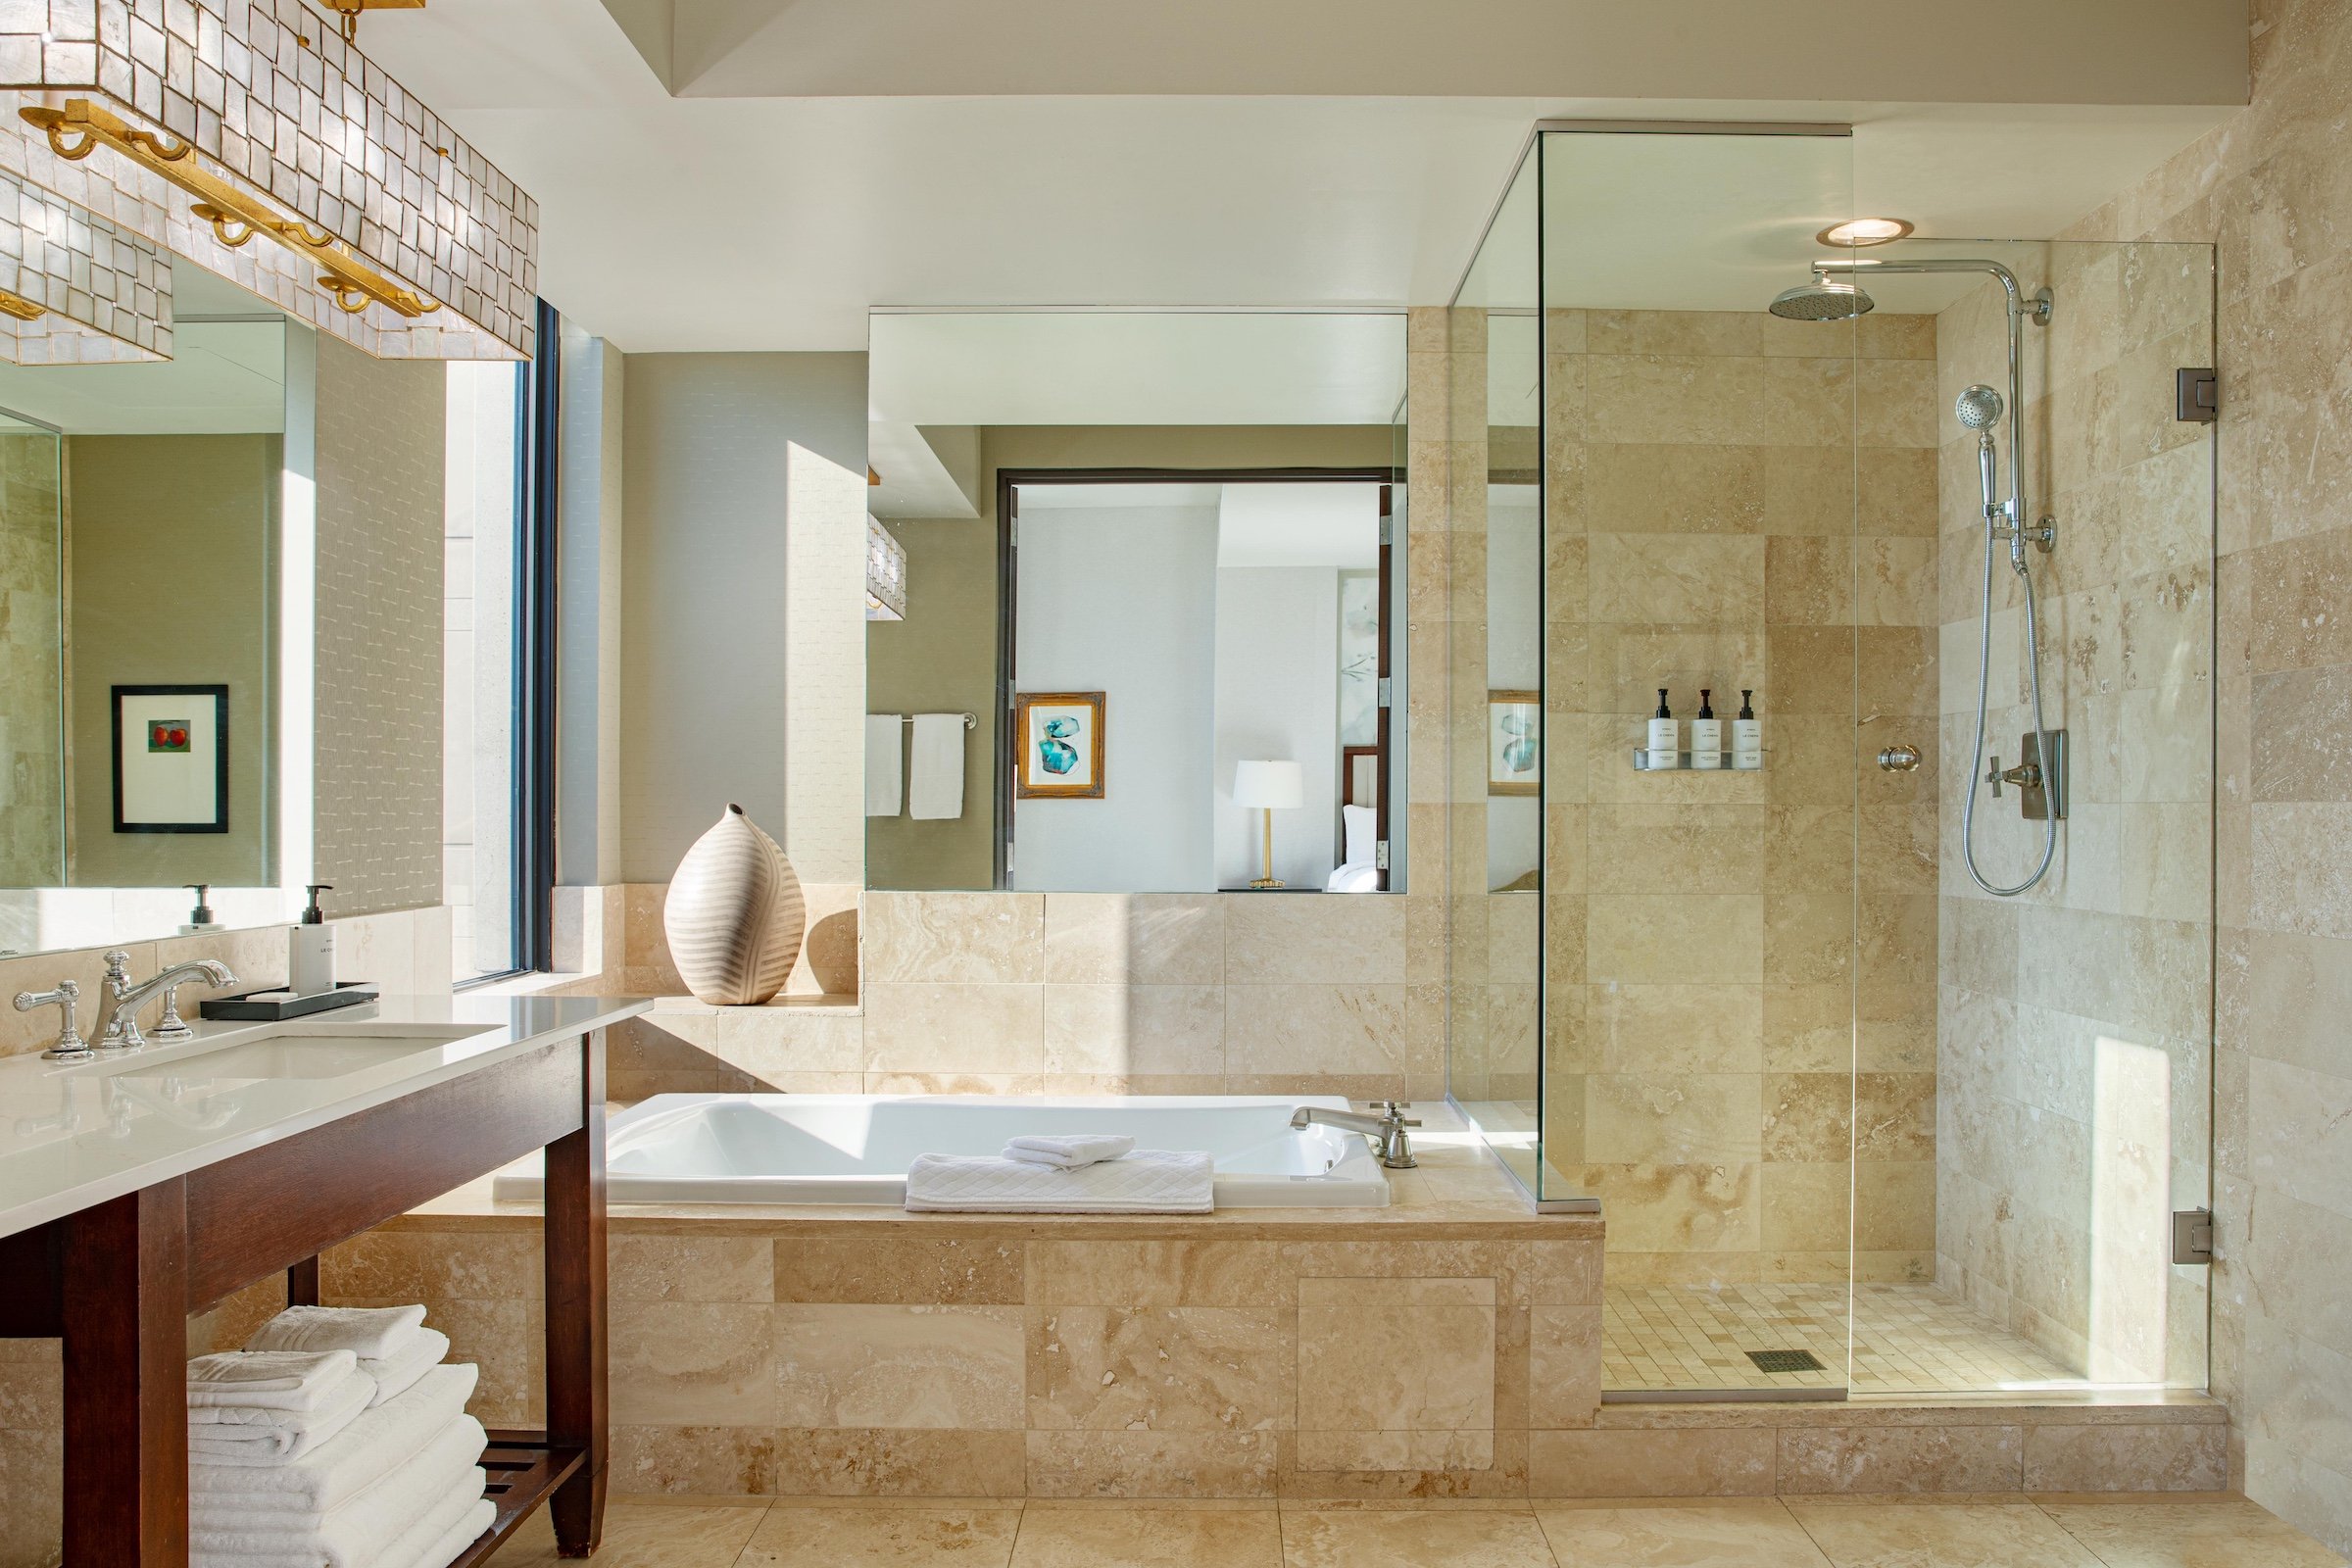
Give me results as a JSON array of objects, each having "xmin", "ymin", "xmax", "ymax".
[
  {"xmin": 1645, "ymin": 689, "xmax": 1679, "ymax": 768},
  {"xmin": 1690, "ymin": 688, "xmax": 1723, "ymax": 770},
  {"xmin": 1733, "ymin": 689, "xmax": 1763, "ymax": 770}
]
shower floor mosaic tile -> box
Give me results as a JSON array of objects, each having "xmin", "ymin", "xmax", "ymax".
[{"xmin": 1604, "ymin": 1282, "xmax": 2082, "ymax": 1396}]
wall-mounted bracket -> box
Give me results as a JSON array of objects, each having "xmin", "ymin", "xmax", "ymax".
[
  {"xmin": 2177, "ymin": 368, "xmax": 2219, "ymax": 423},
  {"xmin": 2173, "ymin": 1207, "xmax": 2215, "ymax": 1265}
]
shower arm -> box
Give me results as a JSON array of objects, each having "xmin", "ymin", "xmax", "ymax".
[{"xmin": 1814, "ymin": 257, "xmax": 2038, "ymax": 545}]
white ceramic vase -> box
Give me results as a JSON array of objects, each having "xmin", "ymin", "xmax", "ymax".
[{"xmin": 662, "ymin": 804, "xmax": 806, "ymax": 1005}]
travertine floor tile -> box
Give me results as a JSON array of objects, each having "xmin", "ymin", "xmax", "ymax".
[
  {"xmin": 737, "ymin": 1505, "xmax": 1021, "ymax": 1567},
  {"xmin": 1283, "ymin": 1507, "xmax": 1561, "ymax": 1567},
  {"xmin": 1009, "ymin": 1503, "xmax": 1283, "ymax": 1566},
  {"xmin": 1538, "ymin": 1501, "xmax": 1833, "ymax": 1567},
  {"xmin": 1784, "ymin": 1500, "xmax": 2103, "ymax": 1568},
  {"xmin": 2036, "ymin": 1497, "xmax": 2350, "ymax": 1568},
  {"xmin": 484, "ymin": 1500, "xmax": 767, "ymax": 1566}
]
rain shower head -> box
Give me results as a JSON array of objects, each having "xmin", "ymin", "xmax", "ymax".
[
  {"xmin": 1767, "ymin": 276, "xmax": 1874, "ymax": 320},
  {"xmin": 1955, "ymin": 384, "xmax": 2005, "ymax": 430}
]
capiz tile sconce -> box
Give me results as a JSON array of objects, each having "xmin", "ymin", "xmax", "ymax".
[
  {"xmin": 0, "ymin": 167, "xmax": 172, "ymax": 363},
  {"xmin": 0, "ymin": 0, "xmax": 536, "ymax": 360}
]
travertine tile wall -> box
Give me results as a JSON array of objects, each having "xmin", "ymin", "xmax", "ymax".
[
  {"xmin": 1930, "ymin": 246, "xmax": 2214, "ymax": 1392},
  {"xmin": 1532, "ymin": 305, "xmax": 1942, "ymax": 1287},
  {"xmin": 2058, "ymin": 0, "xmax": 2352, "ymax": 1544}
]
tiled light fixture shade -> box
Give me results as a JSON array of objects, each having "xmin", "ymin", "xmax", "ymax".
[
  {"xmin": 0, "ymin": 0, "xmax": 537, "ymax": 360},
  {"xmin": 0, "ymin": 168, "xmax": 171, "ymax": 363},
  {"xmin": 866, "ymin": 514, "xmax": 907, "ymax": 621}
]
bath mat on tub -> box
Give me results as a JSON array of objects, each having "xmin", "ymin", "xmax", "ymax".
[{"xmin": 904, "ymin": 1150, "xmax": 1213, "ymax": 1212}]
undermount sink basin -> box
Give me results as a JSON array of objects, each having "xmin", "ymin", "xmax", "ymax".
[{"xmin": 87, "ymin": 1024, "xmax": 491, "ymax": 1083}]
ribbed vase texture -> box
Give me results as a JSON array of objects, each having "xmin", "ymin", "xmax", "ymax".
[{"xmin": 663, "ymin": 805, "xmax": 806, "ymax": 1005}]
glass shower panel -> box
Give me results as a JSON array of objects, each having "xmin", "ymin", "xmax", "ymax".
[
  {"xmin": 1446, "ymin": 147, "xmax": 1544, "ymax": 1195},
  {"xmin": 1538, "ymin": 126, "xmax": 1862, "ymax": 1395}
]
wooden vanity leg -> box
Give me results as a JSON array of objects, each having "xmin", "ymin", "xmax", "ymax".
[
  {"xmin": 544, "ymin": 1031, "xmax": 608, "ymax": 1557},
  {"xmin": 62, "ymin": 1179, "xmax": 190, "ymax": 1567},
  {"xmin": 286, "ymin": 1254, "xmax": 321, "ymax": 1306}
]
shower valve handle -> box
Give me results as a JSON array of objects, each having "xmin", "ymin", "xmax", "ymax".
[{"xmin": 1984, "ymin": 756, "xmax": 2042, "ymax": 797}]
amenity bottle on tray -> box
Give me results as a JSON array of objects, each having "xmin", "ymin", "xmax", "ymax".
[
  {"xmin": 1733, "ymin": 690, "xmax": 1763, "ymax": 770},
  {"xmin": 1690, "ymin": 690, "xmax": 1722, "ymax": 769},
  {"xmin": 1646, "ymin": 689, "xmax": 1679, "ymax": 768}
]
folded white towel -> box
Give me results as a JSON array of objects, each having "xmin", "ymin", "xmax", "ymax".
[
  {"xmin": 188, "ymin": 1365, "xmax": 374, "ymax": 1459},
  {"xmin": 192, "ymin": 1414, "xmax": 485, "ymax": 1534},
  {"xmin": 1002, "ymin": 1133, "xmax": 1136, "ymax": 1169},
  {"xmin": 865, "ymin": 714, "xmax": 905, "ymax": 816},
  {"xmin": 195, "ymin": 1464, "xmax": 490, "ymax": 1568},
  {"xmin": 248, "ymin": 1304, "xmax": 428, "ymax": 1362},
  {"xmin": 190, "ymin": 1364, "xmax": 478, "ymax": 1499},
  {"xmin": 190, "ymin": 1418, "xmax": 484, "ymax": 1567},
  {"xmin": 906, "ymin": 1150, "xmax": 1213, "ymax": 1213},
  {"xmin": 187, "ymin": 1350, "xmax": 361, "ymax": 1412},
  {"xmin": 360, "ymin": 1328, "xmax": 450, "ymax": 1407}
]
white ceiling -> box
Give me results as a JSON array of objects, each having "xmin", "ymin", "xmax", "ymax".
[
  {"xmin": 1217, "ymin": 483, "xmax": 1379, "ymax": 570},
  {"xmin": 352, "ymin": 0, "xmax": 2239, "ymax": 352},
  {"xmin": 0, "ymin": 318, "xmax": 287, "ymax": 434}
]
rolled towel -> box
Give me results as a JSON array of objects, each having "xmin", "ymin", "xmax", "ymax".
[
  {"xmin": 360, "ymin": 1328, "xmax": 450, "ymax": 1407},
  {"xmin": 195, "ymin": 1463, "xmax": 491, "ymax": 1568},
  {"xmin": 906, "ymin": 1149, "xmax": 1213, "ymax": 1213},
  {"xmin": 190, "ymin": 1363, "xmax": 478, "ymax": 1499},
  {"xmin": 190, "ymin": 1418, "xmax": 484, "ymax": 1567},
  {"xmin": 1002, "ymin": 1133, "xmax": 1136, "ymax": 1169},
  {"xmin": 187, "ymin": 1349, "xmax": 361, "ymax": 1412},
  {"xmin": 247, "ymin": 1304, "xmax": 427, "ymax": 1362},
  {"xmin": 189, "ymin": 1364, "xmax": 375, "ymax": 1460}
]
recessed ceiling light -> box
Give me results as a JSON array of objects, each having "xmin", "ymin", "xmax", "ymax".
[{"xmin": 1816, "ymin": 218, "xmax": 1915, "ymax": 248}]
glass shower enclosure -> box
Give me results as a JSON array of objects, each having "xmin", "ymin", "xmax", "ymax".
[{"xmin": 1442, "ymin": 122, "xmax": 2217, "ymax": 1400}]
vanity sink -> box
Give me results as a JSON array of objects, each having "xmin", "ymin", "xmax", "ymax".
[{"xmin": 80, "ymin": 1024, "xmax": 493, "ymax": 1083}]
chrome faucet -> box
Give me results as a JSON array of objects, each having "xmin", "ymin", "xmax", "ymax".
[
  {"xmin": 93, "ymin": 952, "xmax": 236, "ymax": 1051},
  {"xmin": 1291, "ymin": 1101, "xmax": 1421, "ymax": 1169},
  {"xmin": 13, "ymin": 979, "xmax": 87, "ymax": 1061}
]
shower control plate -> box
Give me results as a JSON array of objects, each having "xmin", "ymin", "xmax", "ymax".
[{"xmin": 2017, "ymin": 729, "xmax": 2066, "ymax": 821}]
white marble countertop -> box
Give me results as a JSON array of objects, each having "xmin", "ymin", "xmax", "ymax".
[{"xmin": 0, "ymin": 992, "xmax": 650, "ymax": 1241}]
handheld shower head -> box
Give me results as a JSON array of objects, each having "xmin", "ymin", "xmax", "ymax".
[
  {"xmin": 1767, "ymin": 277, "xmax": 1874, "ymax": 320},
  {"xmin": 1955, "ymin": 384, "xmax": 2004, "ymax": 430}
]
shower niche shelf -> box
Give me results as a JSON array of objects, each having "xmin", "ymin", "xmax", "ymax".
[{"xmin": 1632, "ymin": 749, "xmax": 1765, "ymax": 772}]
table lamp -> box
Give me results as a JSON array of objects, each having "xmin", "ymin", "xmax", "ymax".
[{"xmin": 1234, "ymin": 760, "xmax": 1304, "ymax": 889}]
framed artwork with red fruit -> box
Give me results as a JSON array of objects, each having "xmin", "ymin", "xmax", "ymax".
[{"xmin": 113, "ymin": 683, "xmax": 228, "ymax": 833}]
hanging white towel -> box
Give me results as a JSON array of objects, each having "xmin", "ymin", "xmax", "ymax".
[
  {"xmin": 1002, "ymin": 1134, "xmax": 1135, "ymax": 1169},
  {"xmin": 906, "ymin": 1150, "xmax": 1213, "ymax": 1213},
  {"xmin": 865, "ymin": 714, "xmax": 906, "ymax": 816},
  {"xmin": 907, "ymin": 712, "xmax": 966, "ymax": 820}
]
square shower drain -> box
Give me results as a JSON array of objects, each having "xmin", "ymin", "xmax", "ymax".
[{"xmin": 1744, "ymin": 1348, "xmax": 1827, "ymax": 1374}]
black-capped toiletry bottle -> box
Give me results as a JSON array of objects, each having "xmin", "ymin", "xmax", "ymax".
[
  {"xmin": 1646, "ymin": 689, "xmax": 1679, "ymax": 767},
  {"xmin": 1733, "ymin": 690, "xmax": 1763, "ymax": 770},
  {"xmin": 1690, "ymin": 690, "xmax": 1722, "ymax": 770}
]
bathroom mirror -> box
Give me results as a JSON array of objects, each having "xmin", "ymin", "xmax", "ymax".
[
  {"xmin": 0, "ymin": 270, "xmax": 306, "ymax": 956},
  {"xmin": 863, "ymin": 311, "xmax": 1409, "ymax": 893}
]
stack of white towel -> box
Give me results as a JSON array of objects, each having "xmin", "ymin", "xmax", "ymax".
[
  {"xmin": 188, "ymin": 1304, "xmax": 494, "ymax": 1568},
  {"xmin": 905, "ymin": 1134, "xmax": 1215, "ymax": 1213}
]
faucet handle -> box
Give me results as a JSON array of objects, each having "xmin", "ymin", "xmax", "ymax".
[
  {"xmin": 15, "ymin": 980, "xmax": 88, "ymax": 1061},
  {"xmin": 1378, "ymin": 1100, "xmax": 1422, "ymax": 1127}
]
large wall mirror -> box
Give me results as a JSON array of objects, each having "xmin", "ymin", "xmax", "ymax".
[
  {"xmin": 0, "ymin": 266, "xmax": 306, "ymax": 956},
  {"xmin": 864, "ymin": 312, "xmax": 1408, "ymax": 894}
]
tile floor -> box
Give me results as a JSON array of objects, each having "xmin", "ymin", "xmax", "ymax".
[
  {"xmin": 1605, "ymin": 1283, "xmax": 2081, "ymax": 1396},
  {"xmin": 484, "ymin": 1494, "xmax": 2347, "ymax": 1568}
]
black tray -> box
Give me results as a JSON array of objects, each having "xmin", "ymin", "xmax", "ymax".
[{"xmin": 199, "ymin": 983, "xmax": 379, "ymax": 1022}]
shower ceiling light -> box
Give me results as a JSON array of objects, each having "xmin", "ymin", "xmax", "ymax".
[{"xmin": 1816, "ymin": 218, "xmax": 1915, "ymax": 248}]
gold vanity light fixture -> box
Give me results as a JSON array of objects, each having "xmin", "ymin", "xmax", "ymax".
[
  {"xmin": 22, "ymin": 98, "xmax": 435, "ymax": 320},
  {"xmin": 0, "ymin": 289, "xmax": 41, "ymax": 322},
  {"xmin": 1816, "ymin": 217, "xmax": 1915, "ymax": 248},
  {"xmin": 318, "ymin": 0, "xmax": 426, "ymax": 44},
  {"xmin": 0, "ymin": 170, "xmax": 172, "ymax": 366}
]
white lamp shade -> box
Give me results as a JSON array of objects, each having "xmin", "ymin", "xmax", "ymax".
[{"xmin": 1234, "ymin": 760, "xmax": 1304, "ymax": 809}]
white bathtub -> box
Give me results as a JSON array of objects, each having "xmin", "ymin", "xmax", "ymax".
[{"xmin": 494, "ymin": 1093, "xmax": 1391, "ymax": 1208}]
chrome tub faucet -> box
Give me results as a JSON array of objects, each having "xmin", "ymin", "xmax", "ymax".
[{"xmin": 1291, "ymin": 1101, "xmax": 1421, "ymax": 1169}]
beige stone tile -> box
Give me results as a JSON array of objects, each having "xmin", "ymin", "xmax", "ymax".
[
  {"xmin": 1586, "ymin": 806, "xmax": 1766, "ymax": 896},
  {"xmin": 1024, "ymin": 1430, "xmax": 1277, "ymax": 1498},
  {"xmin": 1587, "ymin": 897, "xmax": 1763, "ymax": 985},
  {"xmin": 1027, "ymin": 1306, "xmax": 1289, "ymax": 1432},
  {"xmin": 862, "ymin": 983, "xmax": 1045, "ymax": 1074},
  {"xmin": 774, "ymin": 1305, "xmax": 1024, "ymax": 1430},
  {"xmin": 611, "ymin": 1234, "xmax": 775, "ymax": 1303},
  {"xmin": 1538, "ymin": 1501, "xmax": 1831, "ymax": 1567},
  {"xmin": 1283, "ymin": 1508, "xmax": 1560, "ymax": 1568},
  {"xmin": 1589, "ymin": 985, "xmax": 1763, "ymax": 1075},
  {"xmin": 735, "ymin": 1504, "xmax": 1020, "ymax": 1568},
  {"xmin": 2020, "ymin": 1424, "xmax": 2227, "ymax": 1493},
  {"xmin": 1783, "ymin": 1500, "xmax": 2100, "ymax": 1567},
  {"xmin": 772, "ymin": 1428, "xmax": 1028, "ymax": 1497},
  {"xmin": 611, "ymin": 1301, "xmax": 776, "ymax": 1427},
  {"xmin": 1529, "ymin": 1305, "xmax": 1602, "ymax": 1428},
  {"xmin": 1042, "ymin": 893, "xmax": 1223, "ymax": 985},
  {"xmin": 611, "ymin": 1424, "xmax": 780, "ymax": 1495},
  {"xmin": 2034, "ymin": 1496, "xmax": 2348, "ymax": 1568},
  {"xmin": 1025, "ymin": 1240, "xmax": 1291, "ymax": 1307},
  {"xmin": 1585, "ymin": 1074, "xmax": 1763, "ymax": 1165},
  {"xmin": 864, "ymin": 893, "xmax": 1044, "ymax": 983},
  {"xmin": 1223, "ymin": 896, "xmax": 1405, "ymax": 984},
  {"xmin": 1221, "ymin": 983, "xmax": 1406, "ymax": 1078},
  {"xmin": 776, "ymin": 1238, "xmax": 1026, "ymax": 1306},
  {"xmin": 1776, "ymin": 1425, "xmax": 2024, "ymax": 1494},
  {"xmin": 1298, "ymin": 1278, "xmax": 1495, "ymax": 1439},
  {"xmin": 1589, "ymin": 533, "xmax": 1765, "ymax": 625},
  {"xmin": 1007, "ymin": 1504, "xmax": 1281, "ymax": 1567},
  {"xmin": 1531, "ymin": 1428, "xmax": 1778, "ymax": 1498},
  {"xmin": 1040, "ymin": 983, "xmax": 1225, "ymax": 1077},
  {"xmin": 482, "ymin": 1499, "xmax": 767, "ymax": 1566},
  {"xmin": 1584, "ymin": 444, "xmax": 1767, "ymax": 536}
]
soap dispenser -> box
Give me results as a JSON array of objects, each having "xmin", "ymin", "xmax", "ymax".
[
  {"xmin": 1733, "ymin": 690, "xmax": 1763, "ymax": 770},
  {"xmin": 289, "ymin": 883, "xmax": 335, "ymax": 998},
  {"xmin": 1690, "ymin": 690, "xmax": 1723, "ymax": 770},
  {"xmin": 1646, "ymin": 689, "xmax": 1679, "ymax": 768},
  {"xmin": 179, "ymin": 884, "xmax": 220, "ymax": 935}
]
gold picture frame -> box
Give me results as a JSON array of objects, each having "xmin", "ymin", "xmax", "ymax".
[{"xmin": 1013, "ymin": 691, "xmax": 1105, "ymax": 799}]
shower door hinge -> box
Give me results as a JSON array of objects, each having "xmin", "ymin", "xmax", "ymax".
[
  {"xmin": 2172, "ymin": 1207, "xmax": 2216, "ymax": 1265},
  {"xmin": 1377, "ymin": 677, "xmax": 1394, "ymax": 709},
  {"xmin": 2177, "ymin": 368, "xmax": 2219, "ymax": 423},
  {"xmin": 1375, "ymin": 840, "xmax": 1391, "ymax": 871},
  {"xmin": 1380, "ymin": 514, "xmax": 1395, "ymax": 547}
]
